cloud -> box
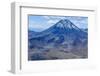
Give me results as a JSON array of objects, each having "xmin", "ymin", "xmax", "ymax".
[
  {"xmin": 42, "ymin": 16, "xmax": 50, "ymax": 20},
  {"xmin": 43, "ymin": 16, "xmax": 66, "ymax": 20},
  {"xmin": 42, "ymin": 16, "xmax": 66, "ymax": 25},
  {"xmin": 29, "ymin": 20, "xmax": 44, "ymax": 29},
  {"xmin": 47, "ymin": 19, "xmax": 59, "ymax": 24}
]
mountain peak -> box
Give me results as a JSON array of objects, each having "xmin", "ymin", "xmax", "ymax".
[
  {"xmin": 55, "ymin": 19, "xmax": 73, "ymax": 29},
  {"xmin": 54, "ymin": 19, "xmax": 83, "ymax": 32}
]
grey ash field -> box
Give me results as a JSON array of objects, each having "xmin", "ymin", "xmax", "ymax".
[{"xmin": 28, "ymin": 16, "xmax": 88, "ymax": 61}]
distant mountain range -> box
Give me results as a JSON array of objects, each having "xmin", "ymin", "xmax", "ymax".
[{"xmin": 28, "ymin": 19, "xmax": 88, "ymax": 60}]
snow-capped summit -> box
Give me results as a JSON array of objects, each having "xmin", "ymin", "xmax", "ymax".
[
  {"xmin": 55, "ymin": 19, "xmax": 73, "ymax": 29},
  {"xmin": 54, "ymin": 19, "xmax": 83, "ymax": 32}
]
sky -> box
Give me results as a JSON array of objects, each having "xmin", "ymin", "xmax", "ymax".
[{"xmin": 28, "ymin": 15, "xmax": 88, "ymax": 32}]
